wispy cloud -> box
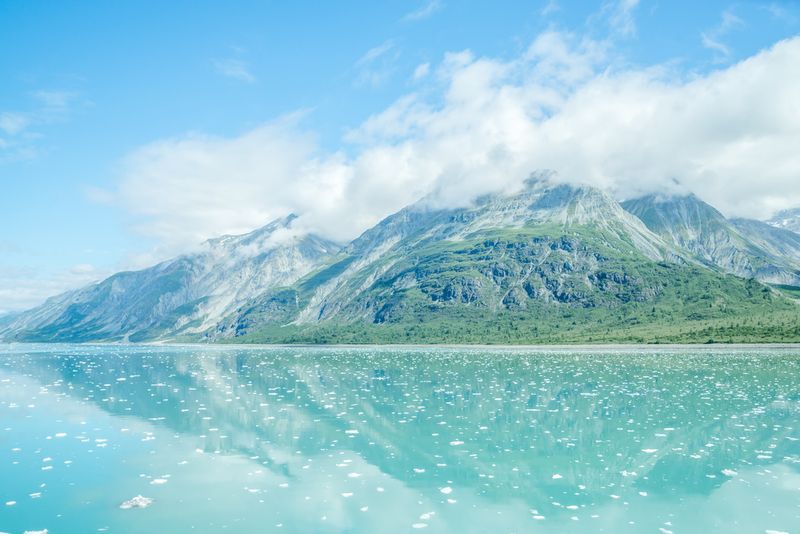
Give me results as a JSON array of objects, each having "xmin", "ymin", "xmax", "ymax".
[
  {"xmin": 0, "ymin": 89, "xmax": 79, "ymax": 162},
  {"xmin": 213, "ymin": 57, "xmax": 256, "ymax": 82},
  {"xmin": 355, "ymin": 40, "xmax": 400, "ymax": 87},
  {"xmin": 605, "ymin": 0, "xmax": 640, "ymax": 37},
  {"xmin": 701, "ymin": 9, "xmax": 744, "ymax": 60},
  {"xmin": 0, "ymin": 112, "xmax": 30, "ymax": 136},
  {"xmin": 402, "ymin": 0, "xmax": 443, "ymax": 22},
  {"xmin": 412, "ymin": 62, "xmax": 430, "ymax": 80},
  {"xmin": 541, "ymin": 0, "xmax": 559, "ymax": 17}
]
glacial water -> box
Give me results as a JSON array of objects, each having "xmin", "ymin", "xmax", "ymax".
[{"xmin": 1, "ymin": 344, "xmax": 799, "ymax": 533}]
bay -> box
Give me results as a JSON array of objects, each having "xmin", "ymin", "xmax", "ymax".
[{"xmin": 1, "ymin": 344, "xmax": 799, "ymax": 533}]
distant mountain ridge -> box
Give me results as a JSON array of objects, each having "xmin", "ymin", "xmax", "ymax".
[
  {"xmin": 621, "ymin": 194, "xmax": 800, "ymax": 286},
  {"xmin": 767, "ymin": 207, "xmax": 800, "ymax": 234},
  {"xmin": 2, "ymin": 178, "xmax": 800, "ymax": 344}
]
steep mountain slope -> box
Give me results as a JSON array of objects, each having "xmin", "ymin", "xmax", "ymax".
[
  {"xmin": 217, "ymin": 183, "xmax": 797, "ymax": 344},
  {"xmin": 4, "ymin": 181, "xmax": 799, "ymax": 345},
  {"xmin": 622, "ymin": 194, "xmax": 800, "ymax": 286},
  {"xmin": 1, "ymin": 215, "xmax": 340, "ymax": 342},
  {"xmin": 766, "ymin": 207, "xmax": 800, "ymax": 234}
]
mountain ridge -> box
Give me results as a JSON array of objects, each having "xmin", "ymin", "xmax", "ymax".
[{"xmin": 3, "ymin": 179, "xmax": 800, "ymax": 344}]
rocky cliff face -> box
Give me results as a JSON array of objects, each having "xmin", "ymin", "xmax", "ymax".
[{"xmin": 622, "ymin": 194, "xmax": 800, "ymax": 286}]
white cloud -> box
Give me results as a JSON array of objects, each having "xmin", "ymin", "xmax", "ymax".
[
  {"xmin": 413, "ymin": 62, "xmax": 431, "ymax": 80},
  {"xmin": 112, "ymin": 32, "xmax": 800, "ymax": 259},
  {"xmin": 213, "ymin": 58, "xmax": 256, "ymax": 82},
  {"xmin": 402, "ymin": 0, "xmax": 443, "ymax": 22}
]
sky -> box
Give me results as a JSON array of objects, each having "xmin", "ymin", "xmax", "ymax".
[{"xmin": 1, "ymin": 0, "xmax": 800, "ymax": 313}]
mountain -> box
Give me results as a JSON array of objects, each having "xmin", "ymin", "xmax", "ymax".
[
  {"xmin": 215, "ymin": 182, "xmax": 797, "ymax": 344},
  {"xmin": 621, "ymin": 194, "xmax": 800, "ymax": 286},
  {"xmin": 766, "ymin": 207, "xmax": 800, "ymax": 234},
  {"xmin": 0, "ymin": 215, "xmax": 340, "ymax": 342},
  {"xmin": 4, "ymin": 181, "xmax": 799, "ymax": 345}
]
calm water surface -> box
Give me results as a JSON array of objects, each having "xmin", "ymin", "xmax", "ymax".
[{"xmin": 1, "ymin": 344, "xmax": 799, "ymax": 533}]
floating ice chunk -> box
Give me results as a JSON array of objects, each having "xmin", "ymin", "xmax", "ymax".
[
  {"xmin": 411, "ymin": 523, "xmax": 428, "ymax": 529},
  {"xmin": 440, "ymin": 487, "xmax": 452, "ymax": 494},
  {"xmin": 639, "ymin": 491, "xmax": 648, "ymax": 497},
  {"xmin": 449, "ymin": 441, "xmax": 464, "ymax": 446},
  {"xmin": 765, "ymin": 531, "xmax": 789, "ymax": 534},
  {"xmin": 345, "ymin": 429, "xmax": 359, "ymax": 435},
  {"xmin": 150, "ymin": 478, "xmax": 168, "ymax": 485},
  {"xmin": 341, "ymin": 492, "xmax": 353, "ymax": 498},
  {"xmin": 721, "ymin": 469, "xmax": 738, "ymax": 477},
  {"xmin": 54, "ymin": 433, "xmax": 67, "ymax": 438},
  {"xmin": 5, "ymin": 501, "xmax": 16, "ymax": 506},
  {"xmin": 119, "ymin": 495, "xmax": 153, "ymax": 510},
  {"xmin": 347, "ymin": 473, "xmax": 361, "ymax": 478},
  {"xmin": 23, "ymin": 530, "xmax": 48, "ymax": 534},
  {"xmin": 551, "ymin": 474, "xmax": 562, "ymax": 480},
  {"xmin": 642, "ymin": 449, "xmax": 658, "ymax": 454}
]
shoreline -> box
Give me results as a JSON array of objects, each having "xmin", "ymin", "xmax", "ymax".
[{"xmin": 3, "ymin": 341, "xmax": 800, "ymax": 351}]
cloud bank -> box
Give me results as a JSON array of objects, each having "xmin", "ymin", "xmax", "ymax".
[{"xmin": 112, "ymin": 31, "xmax": 800, "ymax": 253}]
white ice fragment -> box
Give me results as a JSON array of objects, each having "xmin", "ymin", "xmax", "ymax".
[
  {"xmin": 411, "ymin": 523, "xmax": 428, "ymax": 529},
  {"xmin": 642, "ymin": 449, "xmax": 658, "ymax": 454},
  {"xmin": 551, "ymin": 474, "xmax": 562, "ymax": 480},
  {"xmin": 440, "ymin": 487, "xmax": 452, "ymax": 494},
  {"xmin": 449, "ymin": 440, "xmax": 464, "ymax": 446},
  {"xmin": 150, "ymin": 478, "xmax": 168, "ymax": 485},
  {"xmin": 119, "ymin": 495, "xmax": 153, "ymax": 510}
]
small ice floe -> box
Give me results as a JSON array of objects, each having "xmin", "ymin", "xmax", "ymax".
[
  {"xmin": 721, "ymin": 468, "xmax": 737, "ymax": 477},
  {"xmin": 440, "ymin": 487, "xmax": 452, "ymax": 494},
  {"xmin": 449, "ymin": 440, "xmax": 464, "ymax": 446},
  {"xmin": 638, "ymin": 491, "xmax": 648, "ymax": 497},
  {"xmin": 411, "ymin": 523, "xmax": 428, "ymax": 529},
  {"xmin": 5, "ymin": 500, "xmax": 16, "ymax": 506},
  {"xmin": 23, "ymin": 530, "xmax": 48, "ymax": 534},
  {"xmin": 347, "ymin": 472, "xmax": 361, "ymax": 478},
  {"xmin": 341, "ymin": 492, "xmax": 353, "ymax": 498},
  {"xmin": 551, "ymin": 474, "xmax": 562, "ymax": 480},
  {"xmin": 345, "ymin": 429, "xmax": 359, "ymax": 435},
  {"xmin": 119, "ymin": 495, "xmax": 153, "ymax": 510},
  {"xmin": 765, "ymin": 530, "xmax": 789, "ymax": 534},
  {"xmin": 150, "ymin": 478, "xmax": 168, "ymax": 485},
  {"xmin": 54, "ymin": 433, "xmax": 67, "ymax": 438},
  {"xmin": 642, "ymin": 449, "xmax": 658, "ymax": 454}
]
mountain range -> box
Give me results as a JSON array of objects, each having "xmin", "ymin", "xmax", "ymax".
[{"xmin": 3, "ymin": 177, "xmax": 800, "ymax": 344}]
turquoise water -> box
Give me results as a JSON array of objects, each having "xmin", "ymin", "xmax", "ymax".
[{"xmin": 1, "ymin": 345, "xmax": 799, "ymax": 533}]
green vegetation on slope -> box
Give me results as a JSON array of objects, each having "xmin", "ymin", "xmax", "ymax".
[{"xmin": 223, "ymin": 226, "xmax": 800, "ymax": 345}]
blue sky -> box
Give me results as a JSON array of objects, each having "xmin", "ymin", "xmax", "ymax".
[{"xmin": 2, "ymin": 0, "xmax": 799, "ymax": 312}]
